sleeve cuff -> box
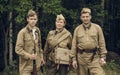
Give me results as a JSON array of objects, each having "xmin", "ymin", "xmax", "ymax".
[
  {"xmin": 21, "ymin": 52, "xmax": 30, "ymax": 59},
  {"xmin": 72, "ymin": 57, "xmax": 76, "ymax": 62},
  {"xmin": 100, "ymin": 54, "xmax": 106, "ymax": 59}
]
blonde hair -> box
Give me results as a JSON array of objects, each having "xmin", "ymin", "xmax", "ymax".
[
  {"xmin": 81, "ymin": 8, "xmax": 91, "ymax": 15},
  {"xmin": 27, "ymin": 9, "xmax": 37, "ymax": 18},
  {"xmin": 56, "ymin": 14, "xmax": 66, "ymax": 24}
]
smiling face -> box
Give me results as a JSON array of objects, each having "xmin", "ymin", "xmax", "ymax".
[
  {"xmin": 80, "ymin": 8, "xmax": 92, "ymax": 24},
  {"xmin": 55, "ymin": 14, "xmax": 66, "ymax": 30},
  {"xmin": 80, "ymin": 13, "xmax": 91, "ymax": 24},
  {"xmin": 55, "ymin": 19, "xmax": 65, "ymax": 29}
]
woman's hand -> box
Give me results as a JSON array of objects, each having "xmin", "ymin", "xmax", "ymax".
[{"xmin": 72, "ymin": 60, "xmax": 78, "ymax": 69}]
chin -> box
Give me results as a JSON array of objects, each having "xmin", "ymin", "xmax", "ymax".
[
  {"xmin": 84, "ymin": 22, "xmax": 89, "ymax": 24},
  {"xmin": 57, "ymin": 28, "xmax": 62, "ymax": 29}
]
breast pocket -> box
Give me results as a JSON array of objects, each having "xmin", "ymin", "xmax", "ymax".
[
  {"xmin": 24, "ymin": 35, "xmax": 33, "ymax": 47},
  {"xmin": 89, "ymin": 28, "xmax": 97, "ymax": 39},
  {"xmin": 89, "ymin": 33, "xmax": 97, "ymax": 40},
  {"xmin": 89, "ymin": 33, "xmax": 98, "ymax": 47},
  {"xmin": 77, "ymin": 34, "xmax": 84, "ymax": 43},
  {"xmin": 24, "ymin": 37, "xmax": 32, "ymax": 41}
]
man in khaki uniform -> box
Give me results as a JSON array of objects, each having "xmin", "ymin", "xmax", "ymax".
[
  {"xmin": 70, "ymin": 8, "xmax": 107, "ymax": 75},
  {"xmin": 44, "ymin": 14, "xmax": 72, "ymax": 75},
  {"xmin": 15, "ymin": 10, "xmax": 44, "ymax": 75}
]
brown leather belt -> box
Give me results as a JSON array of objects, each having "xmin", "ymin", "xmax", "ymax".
[
  {"xmin": 77, "ymin": 48, "xmax": 97, "ymax": 53},
  {"xmin": 77, "ymin": 48, "xmax": 97, "ymax": 62}
]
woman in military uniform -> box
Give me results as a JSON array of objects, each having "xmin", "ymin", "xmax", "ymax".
[{"xmin": 44, "ymin": 14, "xmax": 72, "ymax": 75}]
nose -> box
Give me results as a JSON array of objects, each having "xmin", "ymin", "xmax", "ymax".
[
  {"xmin": 58, "ymin": 23, "xmax": 61, "ymax": 25},
  {"xmin": 84, "ymin": 17, "xmax": 87, "ymax": 19}
]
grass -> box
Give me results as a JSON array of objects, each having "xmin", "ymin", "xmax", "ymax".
[
  {"xmin": 0, "ymin": 60, "xmax": 119, "ymax": 75},
  {"xmin": 0, "ymin": 69, "xmax": 120, "ymax": 75},
  {"xmin": 105, "ymin": 70, "xmax": 120, "ymax": 75}
]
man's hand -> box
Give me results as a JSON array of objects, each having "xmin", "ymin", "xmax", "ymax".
[
  {"xmin": 41, "ymin": 59, "xmax": 45, "ymax": 65},
  {"xmin": 77, "ymin": 44, "xmax": 83, "ymax": 50},
  {"xmin": 72, "ymin": 61, "xmax": 78, "ymax": 69},
  {"xmin": 99, "ymin": 58, "xmax": 106, "ymax": 66},
  {"xmin": 28, "ymin": 53, "xmax": 36, "ymax": 60}
]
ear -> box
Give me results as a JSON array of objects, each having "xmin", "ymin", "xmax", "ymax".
[
  {"xmin": 63, "ymin": 23, "xmax": 65, "ymax": 27},
  {"xmin": 27, "ymin": 18, "xmax": 29, "ymax": 22},
  {"xmin": 90, "ymin": 15, "xmax": 92, "ymax": 19},
  {"xmin": 80, "ymin": 15, "xmax": 82, "ymax": 20}
]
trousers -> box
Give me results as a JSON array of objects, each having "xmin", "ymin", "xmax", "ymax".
[
  {"xmin": 46, "ymin": 60, "xmax": 69, "ymax": 75},
  {"xmin": 20, "ymin": 71, "xmax": 41, "ymax": 75},
  {"xmin": 77, "ymin": 51, "xmax": 105, "ymax": 75}
]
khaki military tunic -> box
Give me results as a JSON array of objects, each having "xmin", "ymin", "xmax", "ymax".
[
  {"xmin": 44, "ymin": 28, "xmax": 72, "ymax": 75},
  {"xmin": 70, "ymin": 23, "xmax": 107, "ymax": 75},
  {"xmin": 15, "ymin": 25, "xmax": 43, "ymax": 75}
]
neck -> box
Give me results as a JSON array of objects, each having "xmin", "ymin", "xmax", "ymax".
[
  {"xmin": 29, "ymin": 25, "xmax": 35, "ymax": 29},
  {"xmin": 83, "ymin": 22, "xmax": 91, "ymax": 27},
  {"xmin": 56, "ymin": 28, "xmax": 64, "ymax": 32}
]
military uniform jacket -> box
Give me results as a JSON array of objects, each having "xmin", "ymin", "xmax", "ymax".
[
  {"xmin": 15, "ymin": 25, "xmax": 43, "ymax": 72},
  {"xmin": 70, "ymin": 23, "xmax": 107, "ymax": 61},
  {"xmin": 44, "ymin": 28, "xmax": 72, "ymax": 61}
]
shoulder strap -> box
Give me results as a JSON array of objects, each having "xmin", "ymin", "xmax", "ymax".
[{"xmin": 50, "ymin": 29, "xmax": 70, "ymax": 49}]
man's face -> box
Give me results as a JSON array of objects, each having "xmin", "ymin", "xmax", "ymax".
[
  {"xmin": 55, "ymin": 20, "xmax": 65, "ymax": 29},
  {"xmin": 27, "ymin": 15, "xmax": 38, "ymax": 27},
  {"xmin": 80, "ymin": 13, "xmax": 91, "ymax": 24}
]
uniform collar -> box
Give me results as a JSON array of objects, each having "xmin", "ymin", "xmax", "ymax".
[
  {"xmin": 82, "ymin": 22, "xmax": 91, "ymax": 30},
  {"xmin": 26, "ymin": 24, "xmax": 36, "ymax": 33},
  {"xmin": 55, "ymin": 28, "xmax": 64, "ymax": 34}
]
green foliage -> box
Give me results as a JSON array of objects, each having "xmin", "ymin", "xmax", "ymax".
[
  {"xmin": 103, "ymin": 60, "xmax": 120, "ymax": 72},
  {"xmin": 86, "ymin": 4, "xmax": 104, "ymax": 26},
  {"xmin": 43, "ymin": 0, "xmax": 65, "ymax": 15},
  {"xmin": 0, "ymin": 5, "xmax": 4, "ymax": 12},
  {"xmin": 116, "ymin": 40, "xmax": 120, "ymax": 50},
  {"xmin": 2, "ymin": 60, "xmax": 18, "ymax": 75},
  {"xmin": 62, "ymin": 0, "xmax": 82, "ymax": 9},
  {"xmin": 103, "ymin": 60, "xmax": 120, "ymax": 75},
  {"xmin": 14, "ymin": 0, "xmax": 33, "ymax": 24}
]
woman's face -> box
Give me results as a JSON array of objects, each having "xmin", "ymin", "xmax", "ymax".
[{"xmin": 55, "ymin": 19, "xmax": 65, "ymax": 29}]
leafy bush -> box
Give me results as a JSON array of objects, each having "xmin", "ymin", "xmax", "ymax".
[
  {"xmin": 1, "ymin": 60, "xmax": 18, "ymax": 75},
  {"xmin": 104, "ymin": 60, "xmax": 120, "ymax": 75}
]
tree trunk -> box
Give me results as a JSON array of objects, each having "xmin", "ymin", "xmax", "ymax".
[
  {"xmin": 9, "ymin": 11, "xmax": 13, "ymax": 64},
  {"xmin": 101, "ymin": 0, "xmax": 105, "ymax": 27},
  {"xmin": 4, "ymin": 29, "xmax": 9, "ymax": 68},
  {"xmin": 101, "ymin": 0, "xmax": 104, "ymax": 9}
]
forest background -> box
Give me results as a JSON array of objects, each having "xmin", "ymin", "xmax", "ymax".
[{"xmin": 0, "ymin": 0, "xmax": 120, "ymax": 75}]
